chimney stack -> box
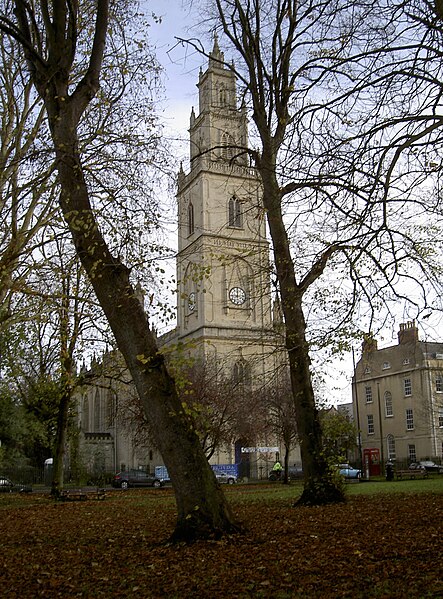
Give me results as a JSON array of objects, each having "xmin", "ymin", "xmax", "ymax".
[
  {"xmin": 362, "ymin": 333, "xmax": 378, "ymax": 354},
  {"xmin": 398, "ymin": 321, "xmax": 419, "ymax": 345}
]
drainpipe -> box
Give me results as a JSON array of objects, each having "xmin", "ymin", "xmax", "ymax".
[
  {"xmin": 377, "ymin": 383, "xmax": 385, "ymax": 474},
  {"xmin": 352, "ymin": 349, "xmax": 363, "ymax": 474}
]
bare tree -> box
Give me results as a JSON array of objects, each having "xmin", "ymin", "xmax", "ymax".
[
  {"xmin": 0, "ymin": 20, "xmax": 57, "ymax": 321},
  {"xmin": 265, "ymin": 375, "xmax": 298, "ymax": 484},
  {"xmin": 0, "ymin": 0, "xmax": 238, "ymax": 541},
  {"xmin": 190, "ymin": 0, "xmax": 443, "ymax": 505}
]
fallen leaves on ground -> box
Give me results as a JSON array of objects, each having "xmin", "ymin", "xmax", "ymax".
[{"xmin": 1, "ymin": 486, "xmax": 442, "ymax": 598}]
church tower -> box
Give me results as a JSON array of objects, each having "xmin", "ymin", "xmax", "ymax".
[{"xmin": 175, "ymin": 38, "xmax": 277, "ymax": 382}]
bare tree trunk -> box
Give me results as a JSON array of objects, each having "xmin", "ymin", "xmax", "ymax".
[
  {"xmin": 260, "ymin": 166, "xmax": 344, "ymax": 504},
  {"xmin": 51, "ymin": 390, "xmax": 70, "ymax": 498},
  {"xmin": 283, "ymin": 444, "xmax": 289, "ymax": 485},
  {"xmin": 3, "ymin": 0, "xmax": 239, "ymax": 541}
]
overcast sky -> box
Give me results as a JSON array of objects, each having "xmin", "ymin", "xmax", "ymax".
[{"xmin": 146, "ymin": 1, "xmax": 207, "ymax": 158}]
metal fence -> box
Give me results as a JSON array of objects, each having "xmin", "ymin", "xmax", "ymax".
[{"xmin": 1, "ymin": 466, "xmax": 45, "ymax": 485}]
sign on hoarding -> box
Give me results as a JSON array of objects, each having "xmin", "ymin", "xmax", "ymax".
[{"xmin": 241, "ymin": 446, "xmax": 279, "ymax": 453}]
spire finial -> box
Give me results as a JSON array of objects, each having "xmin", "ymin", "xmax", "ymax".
[
  {"xmin": 209, "ymin": 32, "xmax": 224, "ymax": 66},
  {"xmin": 213, "ymin": 32, "xmax": 220, "ymax": 54}
]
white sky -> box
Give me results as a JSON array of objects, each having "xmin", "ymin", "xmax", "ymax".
[{"xmin": 146, "ymin": 1, "xmax": 206, "ymax": 159}]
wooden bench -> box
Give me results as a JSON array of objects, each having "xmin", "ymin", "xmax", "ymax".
[
  {"xmin": 59, "ymin": 490, "xmax": 88, "ymax": 501},
  {"xmin": 396, "ymin": 469, "xmax": 429, "ymax": 480},
  {"xmin": 95, "ymin": 488, "xmax": 107, "ymax": 500},
  {"xmin": 58, "ymin": 488, "xmax": 107, "ymax": 501}
]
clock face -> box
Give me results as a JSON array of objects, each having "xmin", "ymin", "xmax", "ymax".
[
  {"xmin": 188, "ymin": 292, "xmax": 196, "ymax": 312},
  {"xmin": 229, "ymin": 286, "xmax": 246, "ymax": 306}
]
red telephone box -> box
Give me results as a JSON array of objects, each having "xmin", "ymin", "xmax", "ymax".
[{"xmin": 363, "ymin": 448, "xmax": 380, "ymax": 477}]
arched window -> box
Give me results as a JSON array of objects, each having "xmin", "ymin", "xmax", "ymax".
[
  {"xmin": 384, "ymin": 391, "xmax": 393, "ymax": 417},
  {"xmin": 233, "ymin": 360, "xmax": 251, "ymax": 388},
  {"xmin": 228, "ymin": 196, "xmax": 242, "ymax": 228},
  {"xmin": 221, "ymin": 132, "xmax": 234, "ymax": 161},
  {"xmin": 106, "ymin": 390, "xmax": 114, "ymax": 427},
  {"xmin": 188, "ymin": 202, "xmax": 194, "ymax": 236},
  {"xmin": 94, "ymin": 390, "xmax": 101, "ymax": 431},
  {"xmin": 387, "ymin": 434, "xmax": 396, "ymax": 461},
  {"xmin": 82, "ymin": 396, "xmax": 89, "ymax": 431},
  {"xmin": 219, "ymin": 85, "xmax": 227, "ymax": 105}
]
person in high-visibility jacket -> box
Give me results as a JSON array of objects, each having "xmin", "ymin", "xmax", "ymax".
[{"xmin": 272, "ymin": 461, "xmax": 283, "ymax": 472}]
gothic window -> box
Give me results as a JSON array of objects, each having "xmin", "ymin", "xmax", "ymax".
[
  {"xmin": 94, "ymin": 391, "xmax": 101, "ymax": 431},
  {"xmin": 106, "ymin": 390, "xmax": 114, "ymax": 427},
  {"xmin": 82, "ymin": 396, "xmax": 89, "ymax": 431},
  {"xmin": 233, "ymin": 360, "xmax": 251, "ymax": 388},
  {"xmin": 387, "ymin": 434, "xmax": 396, "ymax": 460},
  {"xmin": 384, "ymin": 391, "xmax": 393, "ymax": 417},
  {"xmin": 219, "ymin": 85, "xmax": 227, "ymax": 106},
  {"xmin": 188, "ymin": 202, "xmax": 195, "ymax": 236},
  {"xmin": 221, "ymin": 132, "xmax": 234, "ymax": 161},
  {"xmin": 228, "ymin": 196, "xmax": 242, "ymax": 228}
]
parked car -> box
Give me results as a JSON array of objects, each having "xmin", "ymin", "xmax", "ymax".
[
  {"xmin": 112, "ymin": 470, "xmax": 163, "ymax": 489},
  {"xmin": 0, "ymin": 476, "xmax": 32, "ymax": 493},
  {"xmin": 408, "ymin": 462, "xmax": 426, "ymax": 471},
  {"xmin": 409, "ymin": 461, "xmax": 443, "ymax": 473},
  {"xmin": 215, "ymin": 472, "xmax": 237, "ymax": 484},
  {"xmin": 339, "ymin": 464, "xmax": 362, "ymax": 479}
]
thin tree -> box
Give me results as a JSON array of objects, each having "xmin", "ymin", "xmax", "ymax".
[
  {"xmin": 265, "ymin": 374, "xmax": 298, "ymax": 484},
  {"xmin": 0, "ymin": 0, "xmax": 238, "ymax": 541},
  {"xmin": 0, "ymin": 21, "xmax": 57, "ymax": 322}
]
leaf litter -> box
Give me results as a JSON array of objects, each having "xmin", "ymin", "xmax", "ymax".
[{"xmin": 1, "ymin": 487, "xmax": 442, "ymax": 598}]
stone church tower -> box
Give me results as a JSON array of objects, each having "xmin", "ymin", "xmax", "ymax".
[
  {"xmin": 175, "ymin": 37, "xmax": 279, "ymax": 387},
  {"xmin": 73, "ymin": 40, "xmax": 291, "ymax": 480}
]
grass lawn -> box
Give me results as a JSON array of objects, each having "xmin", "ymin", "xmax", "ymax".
[{"xmin": 1, "ymin": 477, "xmax": 442, "ymax": 598}]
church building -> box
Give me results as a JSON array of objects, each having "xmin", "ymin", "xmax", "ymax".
[
  {"xmin": 74, "ymin": 39, "xmax": 295, "ymax": 480},
  {"xmin": 172, "ymin": 37, "xmax": 281, "ymax": 395}
]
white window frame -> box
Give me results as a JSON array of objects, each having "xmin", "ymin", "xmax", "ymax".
[
  {"xmin": 387, "ymin": 434, "xmax": 396, "ymax": 460},
  {"xmin": 404, "ymin": 378, "xmax": 412, "ymax": 397},
  {"xmin": 365, "ymin": 385, "xmax": 373, "ymax": 403},
  {"xmin": 385, "ymin": 391, "xmax": 393, "ymax": 417},
  {"xmin": 406, "ymin": 408, "xmax": 414, "ymax": 431},
  {"xmin": 367, "ymin": 414, "xmax": 374, "ymax": 435}
]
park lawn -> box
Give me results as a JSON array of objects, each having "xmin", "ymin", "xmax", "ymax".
[{"xmin": 1, "ymin": 479, "xmax": 442, "ymax": 598}]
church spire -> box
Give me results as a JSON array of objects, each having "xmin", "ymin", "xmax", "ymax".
[{"xmin": 209, "ymin": 33, "xmax": 224, "ymax": 67}]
